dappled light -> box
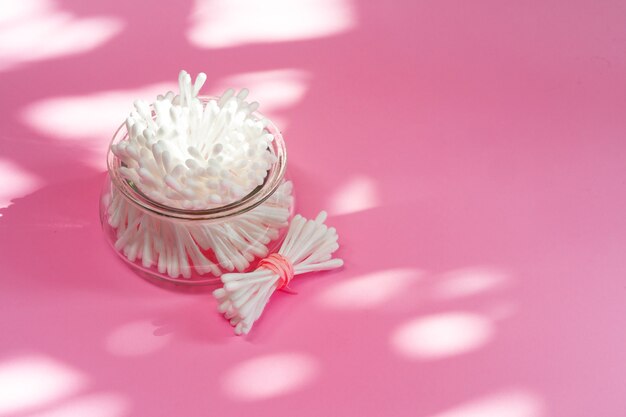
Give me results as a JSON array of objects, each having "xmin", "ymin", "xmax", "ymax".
[
  {"xmin": 0, "ymin": 355, "xmax": 85, "ymax": 415},
  {"xmin": 318, "ymin": 268, "xmax": 421, "ymax": 309},
  {"xmin": 427, "ymin": 389, "xmax": 544, "ymax": 417},
  {"xmin": 105, "ymin": 319, "xmax": 172, "ymax": 356},
  {"xmin": 24, "ymin": 393, "xmax": 128, "ymax": 417},
  {"xmin": 434, "ymin": 267, "xmax": 509, "ymax": 300},
  {"xmin": 328, "ymin": 176, "xmax": 379, "ymax": 216},
  {"xmin": 391, "ymin": 312, "xmax": 494, "ymax": 360},
  {"xmin": 0, "ymin": 0, "xmax": 123, "ymax": 71},
  {"xmin": 22, "ymin": 83, "xmax": 176, "ymax": 169},
  {"xmin": 0, "ymin": 158, "xmax": 41, "ymax": 214},
  {"xmin": 1, "ymin": 0, "xmax": 623, "ymax": 415},
  {"xmin": 222, "ymin": 353, "xmax": 318, "ymax": 400},
  {"xmin": 187, "ymin": 0, "xmax": 355, "ymax": 48}
]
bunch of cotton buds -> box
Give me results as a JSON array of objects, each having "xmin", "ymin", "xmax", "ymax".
[
  {"xmin": 103, "ymin": 71, "xmax": 293, "ymax": 279},
  {"xmin": 214, "ymin": 211, "xmax": 343, "ymax": 335},
  {"xmin": 111, "ymin": 71, "xmax": 276, "ymax": 210},
  {"xmin": 105, "ymin": 180, "xmax": 293, "ymax": 279}
]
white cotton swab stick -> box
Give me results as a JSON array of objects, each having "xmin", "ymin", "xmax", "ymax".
[{"xmin": 213, "ymin": 211, "xmax": 343, "ymax": 335}]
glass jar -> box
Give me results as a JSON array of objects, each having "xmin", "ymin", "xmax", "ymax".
[{"xmin": 99, "ymin": 98, "xmax": 294, "ymax": 285}]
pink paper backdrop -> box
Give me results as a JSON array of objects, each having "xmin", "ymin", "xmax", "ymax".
[{"xmin": 1, "ymin": 0, "xmax": 625, "ymax": 416}]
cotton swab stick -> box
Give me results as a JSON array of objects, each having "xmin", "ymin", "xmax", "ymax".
[{"xmin": 213, "ymin": 211, "xmax": 343, "ymax": 335}]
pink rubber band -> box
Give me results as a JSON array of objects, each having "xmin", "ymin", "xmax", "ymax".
[{"xmin": 258, "ymin": 253, "xmax": 294, "ymax": 290}]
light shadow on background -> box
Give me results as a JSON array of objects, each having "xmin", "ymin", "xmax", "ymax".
[
  {"xmin": 433, "ymin": 267, "xmax": 509, "ymax": 300},
  {"xmin": 187, "ymin": 0, "xmax": 355, "ymax": 48},
  {"xmin": 24, "ymin": 393, "xmax": 128, "ymax": 417},
  {"xmin": 105, "ymin": 319, "xmax": 172, "ymax": 357},
  {"xmin": 0, "ymin": 354, "xmax": 85, "ymax": 416},
  {"xmin": 427, "ymin": 389, "xmax": 544, "ymax": 417},
  {"xmin": 328, "ymin": 176, "xmax": 380, "ymax": 216},
  {"xmin": 221, "ymin": 352, "xmax": 318, "ymax": 401},
  {"xmin": 318, "ymin": 268, "xmax": 422, "ymax": 310},
  {"xmin": 391, "ymin": 312, "xmax": 494, "ymax": 360},
  {"xmin": 21, "ymin": 83, "xmax": 176, "ymax": 170},
  {"xmin": 0, "ymin": 158, "xmax": 42, "ymax": 214},
  {"xmin": 0, "ymin": 0, "xmax": 123, "ymax": 72}
]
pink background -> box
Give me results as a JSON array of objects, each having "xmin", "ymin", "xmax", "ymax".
[{"xmin": 1, "ymin": 0, "xmax": 625, "ymax": 416}]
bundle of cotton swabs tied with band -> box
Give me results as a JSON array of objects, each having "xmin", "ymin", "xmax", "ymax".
[
  {"xmin": 105, "ymin": 70, "xmax": 293, "ymax": 278},
  {"xmin": 214, "ymin": 211, "xmax": 343, "ymax": 335}
]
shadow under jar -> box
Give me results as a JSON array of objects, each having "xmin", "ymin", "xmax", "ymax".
[{"xmin": 99, "ymin": 97, "xmax": 294, "ymax": 286}]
